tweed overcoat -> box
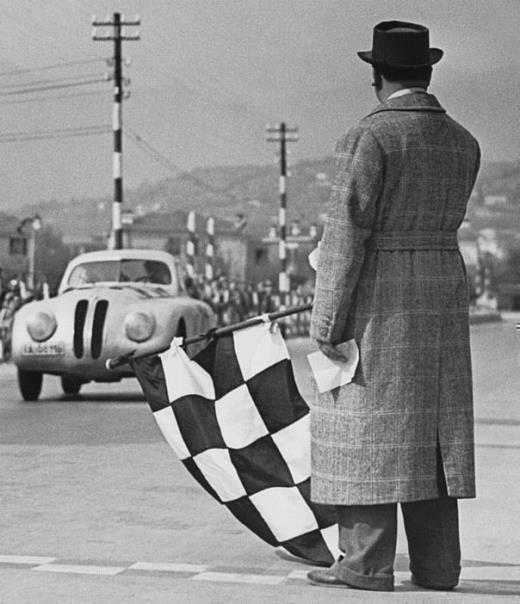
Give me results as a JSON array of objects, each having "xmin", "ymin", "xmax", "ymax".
[{"xmin": 310, "ymin": 92, "xmax": 480, "ymax": 505}]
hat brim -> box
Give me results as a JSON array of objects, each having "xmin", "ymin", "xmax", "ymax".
[{"xmin": 357, "ymin": 47, "xmax": 443, "ymax": 67}]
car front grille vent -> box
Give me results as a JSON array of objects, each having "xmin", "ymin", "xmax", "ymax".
[
  {"xmin": 91, "ymin": 300, "xmax": 109, "ymax": 359},
  {"xmin": 73, "ymin": 300, "xmax": 88, "ymax": 359}
]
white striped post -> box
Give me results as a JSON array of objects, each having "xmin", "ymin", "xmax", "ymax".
[
  {"xmin": 186, "ymin": 211, "xmax": 196, "ymax": 277},
  {"xmin": 266, "ymin": 122, "xmax": 298, "ymax": 296},
  {"xmin": 278, "ymin": 165, "xmax": 288, "ymax": 294},
  {"xmin": 112, "ymin": 33, "xmax": 123, "ymax": 250},
  {"xmin": 475, "ymin": 248, "xmax": 484, "ymax": 298},
  {"xmin": 205, "ymin": 217, "xmax": 215, "ymax": 281}
]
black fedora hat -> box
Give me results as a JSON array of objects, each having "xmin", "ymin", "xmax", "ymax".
[{"xmin": 358, "ymin": 21, "xmax": 443, "ymax": 69}]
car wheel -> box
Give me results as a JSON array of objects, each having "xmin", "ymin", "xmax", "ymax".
[
  {"xmin": 18, "ymin": 368, "xmax": 43, "ymax": 402},
  {"xmin": 176, "ymin": 319, "xmax": 187, "ymax": 338},
  {"xmin": 61, "ymin": 376, "xmax": 82, "ymax": 395},
  {"xmin": 176, "ymin": 319, "xmax": 189, "ymax": 355}
]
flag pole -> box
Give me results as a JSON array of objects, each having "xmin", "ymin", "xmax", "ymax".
[
  {"xmin": 185, "ymin": 302, "xmax": 312, "ymax": 345},
  {"xmin": 106, "ymin": 303, "xmax": 312, "ymax": 370}
]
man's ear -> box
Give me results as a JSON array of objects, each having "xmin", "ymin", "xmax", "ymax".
[{"xmin": 372, "ymin": 69, "xmax": 383, "ymax": 91}]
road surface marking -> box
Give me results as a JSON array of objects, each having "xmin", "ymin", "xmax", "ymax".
[
  {"xmin": 33, "ymin": 563, "xmax": 126, "ymax": 576},
  {"xmin": 193, "ymin": 571, "xmax": 285, "ymax": 585},
  {"xmin": 0, "ymin": 555, "xmax": 56, "ymax": 565},
  {"xmin": 1, "ymin": 553, "xmax": 519, "ymax": 588},
  {"xmin": 287, "ymin": 569, "xmax": 309, "ymax": 580},
  {"xmin": 129, "ymin": 561, "xmax": 208, "ymax": 573}
]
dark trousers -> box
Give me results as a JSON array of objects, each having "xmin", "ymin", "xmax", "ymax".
[{"xmin": 333, "ymin": 458, "xmax": 460, "ymax": 591}]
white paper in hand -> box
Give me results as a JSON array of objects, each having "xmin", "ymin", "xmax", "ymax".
[{"xmin": 307, "ymin": 340, "xmax": 359, "ymax": 393}]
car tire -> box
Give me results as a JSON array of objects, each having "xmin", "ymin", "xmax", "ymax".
[
  {"xmin": 61, "ymin": 376, "xmax": 82, "ymax": 395},
  {"xmin": 18, "ymin": 368, "xmax": 43, "ymax": 402},
  {"xmin": 175, "ymin": 319, "xmax": 187, "ymax": 338}
]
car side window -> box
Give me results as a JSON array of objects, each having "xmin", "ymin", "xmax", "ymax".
[{"xmin": 144, "ymin": 261, "xmax": 171, "ymax": 285}]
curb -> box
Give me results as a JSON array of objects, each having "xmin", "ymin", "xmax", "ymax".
[{"xmin": 469, "ymin": 311, "xmax": 502, "ymax": 325}]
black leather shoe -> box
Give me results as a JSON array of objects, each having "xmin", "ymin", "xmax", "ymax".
[{"xmin": 307, "ymin": 568, "xmax": 353, "ymax": 589}]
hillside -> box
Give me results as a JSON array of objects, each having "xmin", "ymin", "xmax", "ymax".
[
  {"xmin": 19, "ymin": 157, "xmax": 335, "ymax": 243},
  {"xmin": 14, "ymin": 158, "xmax": 520, "ymax": 244}
]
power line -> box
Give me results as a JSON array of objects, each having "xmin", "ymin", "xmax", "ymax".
[
  {"xmin": 0, "ymin": 125, "xmax": 110, "ymax": 143},
  {"xmin": 0, "ymin": 89, "xmax": 109, "ymax": 106},
  {"xmin": 0, "ymin": 58, "xmax": 105, "ymax": 78},
  {"xmin": 124, "ymin": 126, "xmax": 240, "ymax": 202},
  {"xmin": 0, "ymin": 124, "xmax": 109, "ymax": 138},
  {"xmin": 0, "ymin": 131, "xmax": 108, "ymax": 143},
  {"xmin": 0, "ymin": 72, "xmax": 106, "ymax": 90},
  {"xmin": 0, "ymin": 77, "xmax": 109, "ymax": 97},
  {"xmin": 123, "ymin": 127, "xmax": 181, "ymax": 174}
]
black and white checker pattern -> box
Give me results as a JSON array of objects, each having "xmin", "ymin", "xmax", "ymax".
[{"xmin": 132, "ymin": 323, "xmax": 339, "ymax": 566}]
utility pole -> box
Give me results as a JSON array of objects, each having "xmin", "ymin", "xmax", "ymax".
[
  {"xmin": 17, "ymin": 215, "xmax": 42, "ymax": 292},
  {"xmin": 266, "ymin": 122, "xmax": 298, "ymax": 294},
  {"xmin": 186, "ymin": 211, "xmax": 197, "ymax": 278},
  {"xmin": 205, "ymin": 217, "xmax": 215, "ymax": 281},
  {"xmin": 92, "ymin": 12, "xmax": 140, "ymax": 250}
]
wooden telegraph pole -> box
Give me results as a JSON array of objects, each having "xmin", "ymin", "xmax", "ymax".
[
  {"xmin": 266, "ymin": 122, "xmax": 298, "ymax": 294},
  {"xmin": 92, "ymin": 12, "xmax": 140, "ymax": 249}
]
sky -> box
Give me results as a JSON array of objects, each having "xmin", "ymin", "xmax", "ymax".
[{"xmin": 0, "ymin": 0, "xmax": 518, "ymax": 211}]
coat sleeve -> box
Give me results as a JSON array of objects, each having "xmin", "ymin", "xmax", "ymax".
[{"xmin": 310, "ymin": 125, "xmax": 383, "ymax": 344}]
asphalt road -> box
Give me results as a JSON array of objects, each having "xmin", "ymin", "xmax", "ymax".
[{"xmin": 1, "ymin": 315, "xmax": 519, "ymax": 603}]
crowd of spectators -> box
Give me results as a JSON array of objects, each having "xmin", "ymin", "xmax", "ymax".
[{"xmin": 186, "ymin": 275, "xmax": 314, "ymax": 336}]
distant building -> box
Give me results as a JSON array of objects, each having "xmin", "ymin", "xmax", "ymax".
[
  {"xmin": 260, "ymin": 221, "xmax": 320, "ymax": 289},
  {"xmin": 121, "ymin": 210, "xmax": 322, "ymax": 288},
  {"xmin": 0, "ymin": 216, "xmax": 30, "ymax": 285},
  {"xmin": 124, "ymin": 210, "xmax": 253, "ymax": 283}
]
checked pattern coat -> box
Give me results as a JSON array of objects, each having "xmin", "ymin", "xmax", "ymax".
[{"xmin": 310, "ymin": 92, "xmax": 481, "ymax": 505}]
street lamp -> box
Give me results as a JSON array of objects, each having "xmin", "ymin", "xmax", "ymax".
[{"xmin": 17, "ymin": 214, "xmax": 42, "ymax": 291}]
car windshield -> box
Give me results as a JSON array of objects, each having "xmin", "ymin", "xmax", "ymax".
[{"xmin": 67, "ymin": 259, "xmax": 172, "ymax": 287}]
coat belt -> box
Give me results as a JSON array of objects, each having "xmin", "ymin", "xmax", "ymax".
[{"xmin": 365, "ymin": 231, "xmax": 458, "ymax": 251}]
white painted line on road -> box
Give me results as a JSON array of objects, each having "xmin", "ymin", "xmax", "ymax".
[
  {"xmin": 193, "ymin": 571, "xmax": 285, "ymax": 585},
  {"xmin": 129, "ymin": 561, "xmax": 208, "ymax": 573},
  {"xmin": 287, "ymin": 569, "xmax": 309, "ymax": 580},
  {"xmin": 5, "ymin": 552, "xmax": 518, "ymax": 588},
  {"xmin": 0, "ymin": 555, "xmax": 57, "ymax": 565},
  {"xmin": 462, "ymin": 566, "xmax": 520, "ymax": 581},
  {"xmin": 33, "ymin": 564, "xmax": 126, "ymax": 576}
]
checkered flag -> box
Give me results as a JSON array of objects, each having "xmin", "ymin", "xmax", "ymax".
[{"xmin": 130, "ymin": 322, "xmax": 339, "ymax": 566}]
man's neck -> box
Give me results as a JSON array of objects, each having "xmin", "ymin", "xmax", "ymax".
[{"xmin": 377, "ymin": 83, "xmax": 427, "ymax": 103}]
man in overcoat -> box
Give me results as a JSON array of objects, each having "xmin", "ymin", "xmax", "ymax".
[{"xmin": 308, "ymin": 21, "xmax": 480, "ymax": 592}]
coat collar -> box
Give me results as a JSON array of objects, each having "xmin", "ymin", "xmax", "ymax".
[{"xmin": 366, "ymin": 92, "xmax": 446, "ymax": 117}]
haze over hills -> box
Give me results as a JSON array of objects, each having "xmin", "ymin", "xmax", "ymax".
[
  {"xmin": 17, "ymin": 157, "xmax": 334, "ymax": 243},
  {"xmin": 12, "ymin": 155, "xmax": 520, "ymax": 247}
]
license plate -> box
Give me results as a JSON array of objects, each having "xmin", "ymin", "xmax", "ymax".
[{"xmin": 22, "ymin": 342, "xmax": 65, "ymax": 356}]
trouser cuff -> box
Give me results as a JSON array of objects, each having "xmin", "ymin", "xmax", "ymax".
[
  {"xmin": 410, "ymin": 565, "xmax": 460, "ymax": 589},
  {"xmin": 333, "ymin": 562, "xmax": 394, "ymax": 592}
]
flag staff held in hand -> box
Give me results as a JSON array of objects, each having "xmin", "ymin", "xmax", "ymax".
[{"xmin": 105, "ymin": 303, "xmax": 313, "ymax": 371}]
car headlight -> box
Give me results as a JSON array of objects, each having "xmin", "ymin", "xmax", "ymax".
[
  {"xmin": 124, "ymin": 311, "xmax": 156, "ymax": 342},
  {"xmin": 26, "ymin": 311, "xmax": 57, "ymax": 342}
]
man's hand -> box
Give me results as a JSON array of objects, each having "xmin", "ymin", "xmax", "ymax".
[{"xmin": 318, "ymin": 341, "xmax": 349, "ymax": 363}]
